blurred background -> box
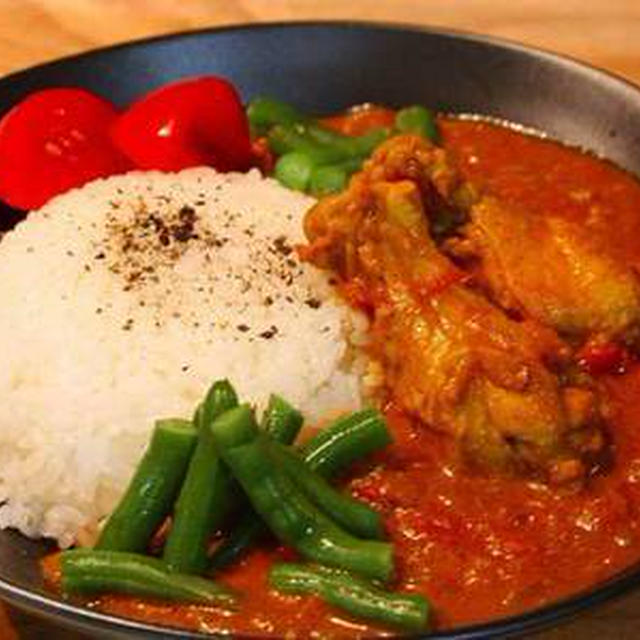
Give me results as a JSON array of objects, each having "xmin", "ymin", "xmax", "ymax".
[{"xmin": 0, "ymin": 0, "xmax": 638, "ymax": 638}]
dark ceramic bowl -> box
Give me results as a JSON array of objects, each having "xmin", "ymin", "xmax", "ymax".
[{"xmin": 1, "ymin": 21, "xmax": 640, "ymax": 639}]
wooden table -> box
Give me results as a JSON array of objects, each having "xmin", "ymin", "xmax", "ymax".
[{"xmin": 1, "ymin": 0, "xmax": 639, "ymax": 638}]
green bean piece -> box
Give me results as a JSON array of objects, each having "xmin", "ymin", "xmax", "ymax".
[
  {"xmin": 193, "ymin": 379, "xmax": 238, "ymax": 432},
  {"xmin": 261, "ymin": 394, "xmax": 304, "ymax": 444},
  {"xmin": 270, "ymin": 563, "xmax": 429, "ymax": 631},
  {"xmin": 301, "ymin": 409, "xmax": 391, "ymax": 479},
  {"xmin": 268, "ymin": 125, "xmax": 347, "ymax": 165},
  {"xmin": 274, "ymin": 151, "xmax": 315, "ymax": 191},
  {"xmin": 61, "ymin": 549, "xmax": 236, "ymax": 607},
  {"xmin": 309, "ymin": 165, "xmax": 349, "ymax": 196},
  {"xmin": 96, "ymin": 419, "xmax": 196, "ymax": 552},
  {"xmin": 163, "ymin": 381, "xmax": 239, "ymax": 574},
  {"xmin": 209, "ymin": 511, "xmax": 264, "ymax": 571},
  {"xmin": 306, "ymin": 124, "xmax": 390, "ymax": 158},
  {"xmin": 272, "ymin": 442, "xmax": 384, "ymax": 540},
  {"xmin": 209, "ymin": 397, "xmax": 303, "ymax": 570},
  {"xmin": 217, "ymin": 433, "xmax": 393, "ymax": 582},
  {"xmin": 247, "ymin": 96, "xmax": 306, "ymax": 132},
  {"xmin": 210, "ymin": 404, "xmax": 260, "ymax": 450},
  {"xmin": 394, "ymin": 105, "xmax": 439, "ymax": 142}
]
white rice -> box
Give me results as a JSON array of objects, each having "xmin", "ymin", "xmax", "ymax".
[{"xmin": 0, "ymin": 167, "xmax": 368, "ymax": 548}]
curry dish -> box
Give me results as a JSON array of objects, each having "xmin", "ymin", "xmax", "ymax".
[{"xmin": 38, "ymin": 110, "xmax": 640, "ymax": 635}]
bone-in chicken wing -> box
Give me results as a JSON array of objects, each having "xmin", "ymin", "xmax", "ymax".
[
  {"xmin": 446, "ymin": 197, "xmax": 640, "ymax": 346},
  {"xmin": 358, "ymin": 134, "xmax": 640, "ymax": 347},
  {"xmin": 302, "ymin": 154, "xmax": 605, "ymax": 483}
]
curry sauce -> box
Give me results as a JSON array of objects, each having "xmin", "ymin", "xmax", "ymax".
[{"xmin": 43, "ymin": 116, "xmax": 640, "ymax": 636}]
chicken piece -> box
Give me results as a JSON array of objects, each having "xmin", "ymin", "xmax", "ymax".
[
  {"xmin": 446, "ymin": 197, "xmax": 640, "ymax": 346},
  {"xmin": 360, "ymin": 134, "xmax": 640, "ymax": 348},
  {"xmin": 302, "ymin": 160, "xmax": 605, "ymax": 483}
]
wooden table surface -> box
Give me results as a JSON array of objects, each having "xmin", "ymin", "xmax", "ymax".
[{"xmin": 1, "ymin": 0, "xmax": 639, "ymax": 638}]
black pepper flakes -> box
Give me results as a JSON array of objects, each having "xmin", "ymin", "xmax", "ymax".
[
  {"xmin": 305, "ymin": 298, "xmax": 322, "ymax": 309},
  {"xmin": 273, "ymin": 235, "xmax": 293, "ymax": 256},
  {"xmin": 259, "ymin": 325, "xmax": 279, "ymax": 340}
]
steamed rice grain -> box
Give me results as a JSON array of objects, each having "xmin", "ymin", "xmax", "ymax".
[{"xmin": 0, "ymin": 167, "xmax": 367, "ymax": 547}]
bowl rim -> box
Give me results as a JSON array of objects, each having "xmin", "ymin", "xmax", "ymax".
[
  {"xmin": 2, "ymin": 19, "xmax": 639, "ymax": 102},
  {"xmin": 2, "ymin": 19, "xmax": 640, "ymax": 639}
]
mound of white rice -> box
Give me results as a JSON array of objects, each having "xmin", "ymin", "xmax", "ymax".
[{"xmin": 0, "ymin": 167, "xmax": 368, "ymax": 547}]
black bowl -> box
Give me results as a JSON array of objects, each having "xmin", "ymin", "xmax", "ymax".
[{"xmin": 1, "ymin": 21, "xmax": 640, "ymax": 639}]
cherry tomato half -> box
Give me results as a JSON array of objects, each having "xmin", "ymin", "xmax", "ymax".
[
  {"xmin": 111, "ymin": 76, "xmax": 252, "ymax": 173},
  {"xmin": 0, "ymin": 88, "xmax": 130, "ymax": 210}
]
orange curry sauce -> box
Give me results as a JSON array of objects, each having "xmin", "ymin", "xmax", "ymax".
[{"xmin": 43, "ymin": 114, "xmax": 640, "ymax": 636}]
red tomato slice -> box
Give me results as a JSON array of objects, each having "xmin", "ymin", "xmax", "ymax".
[
  {"xmin": 0, "ymin": 88, "xmax": 130, "ymax": 210},
  {"xmin": 111, "ymin": 76, "xmax": 252, "ymax": 173}
]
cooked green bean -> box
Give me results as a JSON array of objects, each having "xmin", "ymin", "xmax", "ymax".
[
  {"xmin": 268, "ymin": 125, "xmax": 348, "ymax": 165},
  {"xmin": 270, "ymin": 563, "xmax": 429, "ymax": 631},
  {"xmin": 306, "ymin": 124, "xmax": 390, "ymax": 157},
  {"xmin": 96, "ymin": 419, "xmax": 196, "ymax": 552},
  {"xmin": 301, "ymin": 409, "xmax": 391, "ymax": 478},
  {"xmin": 211, "ymin": 407, "xmax": 390, "ymax": 571},
  {"xmin": 163, "ymin": 380, "xmax": 239, "ymax": 574},
  {"xmin": 61, "ymin": 549, "xmax": 235, "ymax": 607},
  {"xmin": 209, "ymin": 396, "xmax": 303, "ymax": 570},
  {"xmin": 309, "ymin": 165, "xmax": 348, "ymax": 196},
  {"xmin": 274, "ymin": 152, "xmax": 315, "ymax": 191},
  {"xmin": 272, "ymin": 442, "xmax": 383, "ymax": 540},
  {"xmin": 193, "ymin": 379, "xmax": 238, "ymax": 432},
  {"xmin": 394, "ymin": 105, "xmax": 439, "ymax": 142},
  {"xmin": 261, "ymin": 393, "xmax": 304, "ymax": 445},
  {"xmin": 247, "ymin": 97, "xmax": 306, "ymax": 131},
  {"xmin": 209, "ymin": 511, "xmax": 264, "ymax": 571},
  {"xmin": 210, "ymin": 403, "xmax": 260, "ymax": 450},
  {"xmin": 212, "ymin": 419, "xmax": 393, "ymax": 581}
]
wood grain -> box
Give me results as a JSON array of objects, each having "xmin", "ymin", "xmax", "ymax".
[{"xmin": 1, "ymin": 1, "xmax": 639, "ymax": 638}]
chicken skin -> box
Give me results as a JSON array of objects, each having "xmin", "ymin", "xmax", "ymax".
[
  {"xmin": 302, "ymin": 148, "xmax": 605, "ymax": 483},
  {"xmin": 446, "ymin": 197, "xmax": 640, "ymax": 346},
  {"xmin": 352, "ymin": 134, "xmax": 640, "ymax": 348}
]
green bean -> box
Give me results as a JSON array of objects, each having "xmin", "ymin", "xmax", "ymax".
[
  {"xmin": 210, "ymin": 404, "xmax": 260, "ymax": 450},
  {"xmin": 274, "ymin": 152, "xmax": 315, "ymax": 191},
  {"xmin": 193, "ymin": 379, "xmax": 238, "ymax": 432},
  {"xmin": 268, "ymin": 125, "xmax": 348, "ymax": 165},
  {"xmin": 209, "ymin": 397, "xmax": 303, "ymax": 570},
  {"xmin": 301, "ymin": 409, "xmax": 391, "ymax": 478},
  {"xmin": 247, "ymin": 97, "xmax": 306, "ymax": 132},
  {"xmin": 61, "ymin": 549, "xmax": 236, "ymax": 607},
  {"xmin": 163, "ymin": 381, "xmax": 239, "ymax": 574},
  {"xmin": 215, "ymin": 428, "xmax": 393, "ymax": 582},
  {"xmin": 394, "ymin": 105, "xmax": 439, "ymax": 142},
  {"xmin": 96, "ymin": 419, "xmax": 196, "ymax": 552},
  {"xmin": 211, "ymin": 407, "xmax": 390, "ymax": 571},
  {"xmin": 309, "ymin": 165, "xmax": 348, "ymax": 196},
  {"xmin": 306, "ymin": 124, "xmax": 390, "ymax": 157},
  {"xmin": 332, "ymin": 156, "xmax": 368, "ymax": 173},
  {"xmin": 209, "ymin": 512, "xmax": 264, "ymax": 571},
  {"xmin": 261, "ymin": 393, "xmax": 304, "ymax": 445},
  {"xmin": 270, "ymin": 563, "xmax": 429, "ymax": 631},
  {"xmin": 272, "ymin": 442, "xmax": 383, "ymax": 540}
]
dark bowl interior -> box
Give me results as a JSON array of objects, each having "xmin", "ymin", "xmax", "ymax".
[{"xmin": 2, "ymin": 20, "xmax": 640, "ymax": 639}]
